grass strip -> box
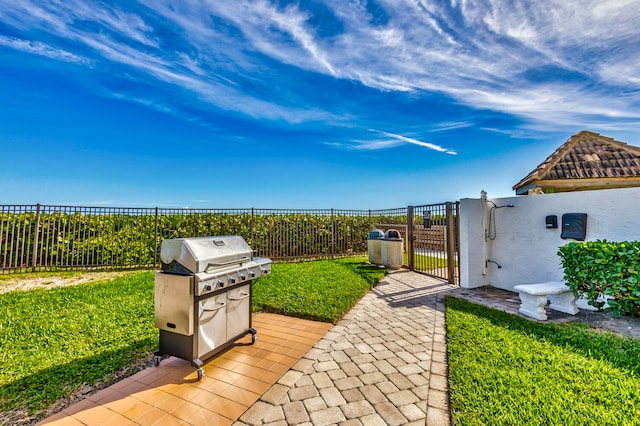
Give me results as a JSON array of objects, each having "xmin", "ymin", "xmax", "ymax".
[
  {"xmin": 0, "ymin": 271, "xmax": 157, "ymax": 416},
  {"xmin": 446, "ymin": 296, "xmax": 640, "ymax": 425},
  {"xmin": 252, "ymin": 257, "xmax": 386, "ymax": 323}
]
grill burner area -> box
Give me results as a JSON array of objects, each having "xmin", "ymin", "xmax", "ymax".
[{"xmin": 153, "ymin": 235, "xmax": 271, "ymax": 379}]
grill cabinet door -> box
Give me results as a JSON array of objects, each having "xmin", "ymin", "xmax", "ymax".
[
  {"xmin": 154, "ymin": 273, "xmax": 193, "ymax": 336},
  {"xmin": 198, "ymin": 293, "xmax": 227, "ymax": 358},
  {"xmin": 226, "ymin": 284, "xmax": 251, "ymax": 339}
]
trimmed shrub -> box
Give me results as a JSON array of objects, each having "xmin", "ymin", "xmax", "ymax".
[{"xmin": 558, "ymin": 240, "xmax": 640, "ymax": 317}]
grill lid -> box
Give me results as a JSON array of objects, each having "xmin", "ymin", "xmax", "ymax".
[{"xmin": 160, "ymin": 235, "xmax": 253, "ymax": 274}]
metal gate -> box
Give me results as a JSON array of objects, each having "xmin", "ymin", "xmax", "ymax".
[{"xmin": 407, "ymin": 202, "xmax": 460, "ymax": 285}]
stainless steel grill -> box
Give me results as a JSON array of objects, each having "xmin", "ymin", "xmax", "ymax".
[{"xmin": 153, "ymin": 235, "xmax": 271, "ymax": 379}]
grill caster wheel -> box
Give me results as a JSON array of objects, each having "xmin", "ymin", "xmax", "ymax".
[
  {"xmin": 252, "ymin": 334, "xmax": 257, "ymax": 344},
  {"xmin": 153, "ymin": 355, "xmax": 160, "ymax": 367},
  {"xmin": 197, "ymin": 368, "xmax": 204, "ymax": 381}
]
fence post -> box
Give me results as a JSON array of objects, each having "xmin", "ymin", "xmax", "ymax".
[
  {"xmin": 251, "ymin": 207, "xmax": 255, "ymax": 247},
  {"xmin": 32, "ymin": 204, "xmax": 41, "ymax": 272},
  {"xmin": 154, "ymin": 207, "xmax": 158, "ymax": 269},
  {"xmin": 446, "ymin": 202, "xmax": 457, "ymax": 284},
  {"xmin": 330, "ymin": 208, "xmax": 335, "ymax": 258},
  {"xmin": 407, "ymin": 206, "xmax": 414, "ymax": 271}
]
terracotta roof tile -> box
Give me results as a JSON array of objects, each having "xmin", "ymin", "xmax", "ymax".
[{"xmin": 513, "ymin": 130, "xmax": 640, "ymax": 191}]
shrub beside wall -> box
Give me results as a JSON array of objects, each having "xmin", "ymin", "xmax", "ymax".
[{"xmin": 558, "ymin": 240, "xmax": 640, "ymax": 317}]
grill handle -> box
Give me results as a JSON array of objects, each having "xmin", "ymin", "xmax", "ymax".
[
  {"xmin": 204, "ymin": 256, "xmax": 251, "ymax": 271},
  {"xmin": 228, "ymin": 292, "xmax": 250, "ymax": 301},
  {"xmin": 201, "ymin": 301, "xmax": 227, "ymax": 312}
]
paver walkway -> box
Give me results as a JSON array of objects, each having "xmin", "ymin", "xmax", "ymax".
[{"xmin": 236, "ymin": 271, "xmax": 455, "ymax": 425}]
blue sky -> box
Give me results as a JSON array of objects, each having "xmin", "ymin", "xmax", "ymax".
[{"xmin": 1, "ymin": 0, "xmax": 639, "ymax": 209}]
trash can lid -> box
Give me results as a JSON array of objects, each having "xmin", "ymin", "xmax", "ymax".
[
  {"xmin": 383, "ymin": 229, "xmax": 402, "ymax": 240},
  {"xmin": 368, "ymin": 229, "xmax": 385, "ymax": 239}
]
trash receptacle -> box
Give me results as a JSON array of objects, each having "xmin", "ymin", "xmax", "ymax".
[
  {"xmin": 381, "ymin": 229, "xmax": 403, "ymax": 269},
  {"xmin": 367, "ymin": 229, "xmax": 385, "ymax": 265}
]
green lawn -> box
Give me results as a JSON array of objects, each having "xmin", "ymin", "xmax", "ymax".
[
  {"xmin": 252, "ymin": 257, "xmax": 386, "ymax": 322},
  {"xmin": 404, "ymin": 252, "xmax": 455, "ymax": 269},
  {"xmin": 446, "ymin": 296, "xmax": 640, "ymax": 425},
  {"xmin": 0, "ymin": 271, "xmax": 157, "ymax": 416}
]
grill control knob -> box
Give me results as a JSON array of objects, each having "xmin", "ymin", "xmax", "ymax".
[
  {"xmin": 240, "ymin": 274, "xmax": 246, "ymax": 280},
  {"xmin": 205, "ymin": 285, "xmax": 212, "ymax": 292},
  {"xmin": 230, "ymin": 278, "xmax": 236, "ymax": 284},
  {"xmin": 250, "ymin": 272, "xmax": 256, "ymax": 278}
]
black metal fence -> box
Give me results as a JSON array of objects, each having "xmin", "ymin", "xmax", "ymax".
[{"xmin": 0, "ymin": 204, "xmax": 411, "ymax": 274}]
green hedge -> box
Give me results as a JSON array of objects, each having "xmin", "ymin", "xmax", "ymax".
[{"xmin": 558, "ymin": 240, "xmax": 640, "ymax": 317}]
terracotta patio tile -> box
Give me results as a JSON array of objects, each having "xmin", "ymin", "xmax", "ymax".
[
  {"xmin": 150, "ymin": 413, "xmax": 183, "ymax": 426},
  {"xmin": 187, "ymin": 407, "xmax": 233, "ymax": 426},
  {"xmin": 222, "ymin": 384, "xmax": 260, "ymax": 407},
  {"xmin": 266, "ymin": 352, "xmax": 285, "ymax": 363},
  {"xmin": 132, "ymin": 407, "xmax": 168, "ymax": 426},
  {"xmin": 204, "ymin": 379, "xmax": 231, "ymax": 396},
  {"xmin": 279, "ymin": 354, "xmax": 298, "ymax": 367},
  {"xmin": 172, "ymin": 383, "xmax": 202, "ymax": 401},
  {"xmin": 62, "ymin": 398, "xmax": 98, "ymax": 416},
  {"xmin": 254, "ymin": 358, "xmax": 276, "ymax": 370},
  {"xmin": 214, "ymin": 369, "xmax": 244, "ymax": 385},
  {"xmin": 101, "ymin": 396, "xmax": 139, "ymax": 414},
  {"xmin": 232, "ymin": 363, "xmax": 268, "ymax": 379},
  {"xmin": 87, "ymin": 388, "xmax": 125, "ymax": 405},
  {"xmin": 118, "ymin": 379, "xmax": 148, "ymax": 397},
  {"xmin": 216, "ymin": 398, "xmax": 250, "ymax": 420},
  {"xmin": 70, "ymin": 404, "xmax": 115, "ymax": 424},
  {"xmin": 268, "ymin": 362, "xmax": 292, "ymax": 375},
  {"xmin": 152, "ymin": 382, "xmax": 180, "ymax": 397},
  {"xmin": 155, "ymin": 394, "xmax": 186, "ymax": 414},
  {"xmin": 188, "ymin": 388, "xmax": 218, "ymax": 407},
  {"xmin": 260, "ymin": 369, "xmax": 284, "ymax": 384},
  {"xmin": 233, "ymin": 375, "xmax": 272, "ymax": 395},
  {"xmin": 37, "ymin": 412, "xmax": 83, "ymax": 425},
  {"xmin": 212, "ymin": 357, "xmax": 241, "ymax": 372},
  {"xmin": 95, "ymin": 412, "xmax": 134, "ymax": 426},
  {"xmin": 252, "ymin": 349, "xmax": 273, "ymax": 359},
  {"xmin": 285, "ymin": 349, "xmax": 307, "ymax": 360},
  {"xmin": 120, "ymin": 400, "xmax": 154, "ymax": 421},
  {"xmin": 220, "ymin": 351, "xmax": 252, "ymax": 364},
  {"xmin": 168, "ymin": 400, "xmax": 201, "ymax": 421}
]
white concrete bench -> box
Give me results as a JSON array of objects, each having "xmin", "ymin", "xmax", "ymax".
[{"xmin": 513, "ymin": 281, "xmax": 579, "ymax": 320}]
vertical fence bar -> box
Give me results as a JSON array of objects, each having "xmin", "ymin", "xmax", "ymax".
[
  {"xmin": 250, "ymin": 207, "xmax": 255, "ymax": 248},
  {"xmin": 407, "ymin": 206, "xmax": 414, "ymax": 271},
  {"xmin": 154, "ymin": 207, "xmax": 159, "ymax": 269},
  {"xmin": 32, "ymin": 204, "xmax": 41, "ymax": 272},
  {"xmin": 330, "ymin": 209, "xmax": 335, "ymax": 258}
]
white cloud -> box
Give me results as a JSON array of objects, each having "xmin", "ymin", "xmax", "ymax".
[
  {"xmin": 340, "ymin": 129, "xmax": 457, "ymax": 154},
  {"xmin": 370, "ymin": 130, "xmax": 457, "ymax": 154},
  {"xmin": 0, "ymin": 35, "xmax": 90, "ymax": 65}
]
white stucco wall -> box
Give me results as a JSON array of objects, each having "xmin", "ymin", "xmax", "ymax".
[{"xmin": 459, "ymin": 187, "xmax": 640, "ymax": 291}]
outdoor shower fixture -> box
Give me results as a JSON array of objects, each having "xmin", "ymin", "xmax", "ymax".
[
  {"xmin": 485, "ymin": 201, "xmax": 515, "ymax": 242},
  {"xmin": 486, "ymin": 259, "xmax": 502, "ymax": 269}
]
